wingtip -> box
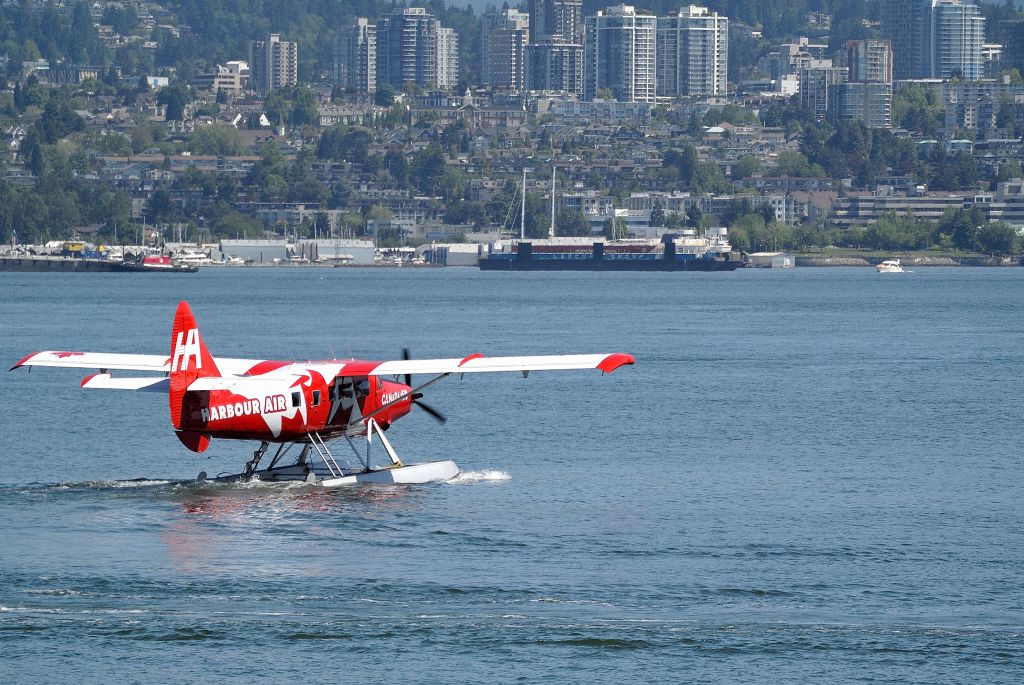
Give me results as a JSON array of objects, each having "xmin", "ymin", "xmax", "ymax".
[
  {"xmin": 597, "ymin": 353, "xmax": 636, "ymax": 374},
  {"xmin": 9, "ymin": 352, "xmax": 35, "ymax": 371}
]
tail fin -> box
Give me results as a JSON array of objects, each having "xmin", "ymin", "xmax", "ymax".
[{"xmin": 169, "ymin": 301, "xmax": 220, "ymax": 431}]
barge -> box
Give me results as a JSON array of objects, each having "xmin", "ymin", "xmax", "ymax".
[{"xmin": 479, "ymin": 233, "xmax": 746, "ymax": 271}]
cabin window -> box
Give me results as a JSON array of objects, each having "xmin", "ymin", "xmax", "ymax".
[
  {"xmin": 312, "ymin": 390, "xmax": 321, "ymax": 407},
  {"xmin": 291, "ymin": 391, "xmax": 301, "ymax": 407}
]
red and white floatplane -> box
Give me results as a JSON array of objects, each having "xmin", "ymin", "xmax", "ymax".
[{"xmin": 11, "ymin": 302, "xmax": 634, "ymax": 486}]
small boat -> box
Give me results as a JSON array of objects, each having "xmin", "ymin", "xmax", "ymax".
[{"xmin": 876, "ymin": 259, "xmax": 903, "ymax": 273}]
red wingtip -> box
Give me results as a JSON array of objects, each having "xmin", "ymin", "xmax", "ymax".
[
  {"xmin": 597, "ymin": 353, "xmax": 636, "ymax": 374},
  {"xmin": 9, "ymin": 352, "xmax": 36, "ymax": 371},
  {"xmin": 459, "ymin": 353, "xmax": 485, "ymax": 367}
]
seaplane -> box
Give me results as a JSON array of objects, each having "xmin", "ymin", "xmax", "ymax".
[{"xmin": 10, "ymin": 302, "xmax": 634, "ymax": 486}]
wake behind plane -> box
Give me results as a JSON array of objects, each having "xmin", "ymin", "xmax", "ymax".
[{"xmin": 11, "ymin": 302, "xmax": 634, "ymax": 486}]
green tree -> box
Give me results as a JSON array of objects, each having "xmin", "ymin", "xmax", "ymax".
[
  {"xmin": 290, "ymin": 86, "xmax": 319, "ymax": 127},
  {"xmin": 20, "ymin": 129, "xmax": 44, "ymax": 176},
  {"xmin": 977, "ymin": 222, "xmax": 1019, "ymax": 255},
  {"xmin": 385, "ymin": 148, "xmax": 410, "ymax": 188},
  {"xmin": 157, "ymin": 83, "xmax": 191, "ymax": 121},
  {"xmin": 188, "ymin": 123, "xmax": 244, "ymax": 156},
  {"xmin": 734, "ymin": 155, "xmax": 762, "ymax": 180},
  {"xmin": 411, "ymin": 144, "xmax": 447, "ymax": 195},
  {"xmin": 556, "ymin": 209, "xmax": 592, "ymax": 236},
  {"xmin": 375, "ymin": 84, "xmax": 396, "ymax": 107},
  {"xmin": 937, "ymin": 207, "xmax": 987, "ymax": 251},
  {"xmin": 649, "ymin": 199, "xmax": 665, "ymax": 227},
  {"xmin": 147, "ymin": 188, "xmax": 173, "ymax": 221},
  {"xmin": 37, "ymin": 94, "xmax": 84, "ymax": 143}
]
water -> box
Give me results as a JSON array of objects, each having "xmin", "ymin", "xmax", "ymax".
[{"xmin": 1, "ymin": 267, "xmax": 1022, "ymax": 683}]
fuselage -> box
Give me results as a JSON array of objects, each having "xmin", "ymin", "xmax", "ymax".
[{"xmin": 178, "ymin": 362, "xmax": 414, "ymax": 443}]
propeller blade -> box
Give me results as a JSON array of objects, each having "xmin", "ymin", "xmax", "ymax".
[
  {"xmin": 413, "ymin": 399, "xmax": 447, "ymax": 424},
  {"xmin": 402, "ymin": 348, "xmax": 412, "ymax": 387}
]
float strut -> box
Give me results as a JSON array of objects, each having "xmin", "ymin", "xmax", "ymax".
[{"xmin": 244, "ymin": 441, "xmax": 269, "ymax": 477}]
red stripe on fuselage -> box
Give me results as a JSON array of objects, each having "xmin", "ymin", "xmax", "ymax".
[{"xmin": 245, "ymin": 360, "xmax": 290, "ymax": 376}]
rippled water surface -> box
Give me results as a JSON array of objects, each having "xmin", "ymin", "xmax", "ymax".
[{"xmin": 1, "ymin": 267, "xmax": 1022, "ymax": 683}]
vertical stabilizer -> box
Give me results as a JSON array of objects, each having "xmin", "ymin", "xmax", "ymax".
[{"xmin": 169, "ymin": 301, "xmax": 220, "ymax": 431}]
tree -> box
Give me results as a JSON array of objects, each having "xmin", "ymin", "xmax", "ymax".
[
  {"xmin": 774, "ymin": 150, "xmax": 822, "ymax": 177},
  {"xmin": 734, "ymin": 155, "xmax": 762, "ymax": 180},
  {"xmin": 37, "ymin": 94, "xmax": 84, "ymax": 143},
  {"xmin": 290, "ymin": 86, "xmax": 319, "ymax": 128},
  {"xmin": 213, "ymin": 210, "xmax": 263, "ymax": 239},
  {"xmin": 157, "ymin": 83, "xmax": 190, "ymax": 121},
  {"xmin": 188, "ymin": 123, "xmax": 244, "ymax": 156},
  {"xmin": 147, "ymin": 188, "xmax": 173, "ymax": 221},
  {"xmin": 556, "ymin": 209, "xmax": 592, "ymax": 236},
  {"xmin": 375, "ymin": 84, "xmax": 396, "ymax": 107},
  {"xmin": 411, "ymin": 144, "xmax": 447, "ymax": 195},
  {"xmin": 20, "ymin": 130, "xmax": 44, "ymax": 176},
  {"xmin": 650, "ymin": 199, "xmax": 665, "ymax": 227},
  {"xmin": 385, "ymin": 148, "xmax": 410, "ymax": 188},
  {"xmin": 977, "ymin": 222, "xmax": 1019, "ymax": 256},
  {"xmin": 686, "ymin": 204, "xmax": 703, "ymax": 228},
  {"xmin": 938, "ymin": 207, "xmax": 986, "ymax": 251}
]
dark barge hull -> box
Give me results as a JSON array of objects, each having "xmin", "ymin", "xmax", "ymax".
[
  {"xmin": 479, "ymin": 241, "xmax": 746, "ymax": 271},
  {"xmin": 478, "ymin": 257, "xmax": 745, "ymax": 271}
]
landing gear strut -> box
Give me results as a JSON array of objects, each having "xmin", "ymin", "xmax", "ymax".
[{"xmin": 243, "ymin": 441, "xmax": 269, "ymax": 476}]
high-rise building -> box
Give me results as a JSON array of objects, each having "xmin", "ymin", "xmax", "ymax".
[
  {"xmin": 843, "ymin": 38, "xmax": 893, "ymax": 83},
  {"xmin": 249, "ymin": 34, "xmax": 298, "ymax": 92},
  {"xmin": 437, "ymin": 27, "xmax": 459, "ymax": 89},
  {"xmin": 833, "ymin": 40, "xmax": 894, "ymax": 128},
  {"xmin": 656, "ymin": 5, "xmax": 729, "ymax": 98},
  {"xmin": 931, "ymin": 0, "xmax": 985, "ymax": 80},
  {"xmin": 527, "ymin": 0, "xmax": 583, "ymax": 92},
  {"xmin": 335, "ymin": 19, "xmax": 376, "ymax": 93},
  {"xmin": 529, "ymin": 0, "xmax": 582, "ymax": 42},
  {"xmin": 584, "ymin": 5, "xmax": 656, "ymax": 103},
  {"xmin": 482, "ymin": 8, "xmax": 529, "ymax": 90},
  {"xmin": 799, "ymin": 59, "xmax": 848, "ymax": 121},
  {"xmin": 527, "ymin": 42, "xmax": 584, "ymax": 94},
  {"xmin": 882, "ymin": 0, "xmax": 984, "ymax": 80},
  {"xmin": 376, "ymin": 8, "xmax": 438, "ymax": 89},
  {"xmin": 882, "ymin": 0, "xmax": 931, "ymax": 80}
]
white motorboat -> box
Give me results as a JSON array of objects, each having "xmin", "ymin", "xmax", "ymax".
[{"xmin": 876, "ymin": 259, "xmax": 903, "ymax": 273}]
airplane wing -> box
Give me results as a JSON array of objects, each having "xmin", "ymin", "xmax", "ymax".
[
  {"xmin": 11, "ymin": 351, "xmax": 170, "ymax": 372},
  {"xmin": 11, "ymin": 351, "xmax": 267, "ymax": 375},
  {"xmin": 12, "ymin": 351, "xmax": 634, "ymax": 387},
  {"xmin": 346, "ymin": 353, "xmax": 635, "ymax": 377}
]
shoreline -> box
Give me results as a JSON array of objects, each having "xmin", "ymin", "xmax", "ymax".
[{"xmin": 794, "ymin": 254, "xmax": 1023, "ymax": 267}]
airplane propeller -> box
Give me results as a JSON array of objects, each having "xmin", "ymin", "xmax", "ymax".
[{"xmin": 402, "ymin": 348, "xmax": 447, "ymax": 424}]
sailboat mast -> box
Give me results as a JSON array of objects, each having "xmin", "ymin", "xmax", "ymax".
[
  {"xmin": 520, "ymin": 166, "xmax": 526, "ymax": 241},
  {"xmin": 549, "ymin": 166, "xmax": 556, "ymax": 238}
]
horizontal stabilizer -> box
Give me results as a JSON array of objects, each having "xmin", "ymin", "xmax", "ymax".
[{"xmin": 81, "ymin": 374, "xmax": 170, "ymax": 392}]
